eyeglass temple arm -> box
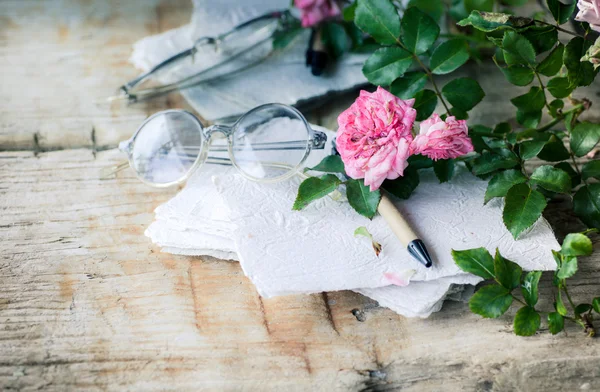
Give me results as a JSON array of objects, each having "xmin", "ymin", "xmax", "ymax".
[{"xmin": 110, "ymin": 10, "xmax": 290, "ymax": 103}]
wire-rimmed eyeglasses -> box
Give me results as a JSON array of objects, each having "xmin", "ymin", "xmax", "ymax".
[{"xmin": 105, "ymin": 103, "xmax": 327, "ymax": 187}]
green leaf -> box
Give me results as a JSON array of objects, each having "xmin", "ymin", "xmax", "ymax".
[
  {"xmin": 503, "ymin": 183, "xmax": 547, "ymax": 239},
  {"xmin": 433, "ymin": 159, "xmax": 454, "ymax": 183},
  {"xmin": 548, "ymin": 98, "xmax": 565, "ymax": 118},
  {"xmin": 430, "ymin": 39, "xmax": 470, "ymax": 75},
  {"xmin": 457, "ymin": 11, "xmax": 533, "ymax": 32},
  {"xmin": 546, "ymin": 0, "xmax": 576, "ymax": 25},
  {"xmin": 547, "ymin": 77, "xmax": 574, "ymax": 98},
  {"xmin": 570, "ymin": 122, "xmax": 600, "ymax": 157},
  {"xmin": 497, "ymin": 62, "xmax": 535, "ymax": 86},
  {"xmin": 413, "ymin": 89, "xmax": 437, "ymax": 121},
  {"xmin": 593, "ymin": 297, "xmax": 600, "ymax": 313},
  {"xmin": 564, "ymin": 37, "xmax": 597, "ymax": 87},
  {"xmin": 464, "ymin": 0, "xmax": 494, "ymax": 13},
  {"xmin": 293, "ymin": 174, "xmax": 341, "ymax": 210},
  {"xmin": 355, "ymin": 0, "xmax": 401, "ymax": 45},
  {"xmin": 530, "ymin": 165, "xmax": 572, "ymax": 193},
  {"xmin": 382, "ymin": 167, "xmax": 419, "ymax": 199},
  {"xmin": 494, "ymin": 249, "xmax": 522, "ymax": 290},
  {"xmin": 407, "ymin": 0, "xmax": 445, "ymax": 21},
  {"xmin": 407, "ymin": 154, "xmax": 433, "ymax": 169},
  {"xmin": 514, "ymin": 306, "xmax": 541, "ymax": 336},
  {"xmin": 537, "ymin": 44, "xmax": 564, "ymax": 77},
  {"xmin": 510, "ymin": 87, "xmax": 545, "ymax": 113},
  {"xmin": 362, "ymin": 47, "xmax": 413, "ymax": 85},
  {"xmin": 472, "ymin": 150, "xmax": 519, "ymax": 175},
  {"xmin": 522, "ymin": 26, "xmax": 558, "ymax": 54},
  {"xmin": 390, "ymin": 72, "xmax": 427, "ymax": 99},
  {"xmin": 555, "ymin": 162, "xmax": 581, "ymax": 187},
  {"xmin": 272, "ymin": 21, "xmax": 303, "ymax": 50},
  {"xmin": 484, "ymin": 169, "xmax": 527, "ymax": 204},
  {"xmin": 521, "ymin": 270, "xmax": 542, "ymax": 307},
  {"xmin": 519, "ymin": 140, "xmax": 547, "ymax": 160},
  {"xmin": 346, "ymin": 178, "xmax": 381, "ymax": 218},
  {"xmin": 574, "ymin": 184, "xmax": 600, "ymax": 229},
  {"xmin": 451, "ymin": 247, "xmax": 495, "ymax": 279},
  {"xmin": 441, "ymin": 77, "xmax": 485, "ymax": 111},
  {"xmin": 401, "ymin": 6, "xmax": 440, "ymax": 55},
  {"xmin": 354, "ymin": 226, "xmax": 382, "ymax": 256},
  {"xmin": 561, "ymin": 233, "xmax": 593, "ymax": 256},
  {"xmin": 503, "ymin": 31, "xmax": 536, "ymax": 66},
  {"xmin": 494, "ymin": 122, "xmax": 512, "ymax": 135},
  {"xmin": 449, "ymin": 106, "xmax": 469, "ymax": 120},
  {"xmin": 307, "ymin": 155, "xmax": 346, "ymax": 174},
  {"xmin": 582, "ymin": 160, "xmax": 600, "ymax": 180},
  {"xmin": 538, "ymin": 135, "xmax": 570, "ymax": 162},
  {"xmin": 556, "ymin": 290, "xmax": 568, "ymax": 316},
  {"xmin": 548, "ymin": 312, "xmax": 564, "ymax": 334},
  {"xmin": 575, "ymin": 303, "xmax": 592, "ymax": 317},
  {"xmin": 469, "ymin": 284, "xmax": 513, "ymax": 318},
  {"xmin": 557, "ymin": 256, "xmax": 578, "ymax": 279},
  {"xmin": 321, "ymin": 22, "xmax": 349, "ymax": 59},
  {"xmin": 343, "ymin": 1, "xmax": 357, "ymax": 21},
  {"xmin": 516, "ymin": 109, "xmax": 542, "ymax": 128}
]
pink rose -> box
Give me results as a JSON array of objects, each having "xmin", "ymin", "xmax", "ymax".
[
  {"xmin": 295, "ymin": 0, "xmax": 341, "ymax": 27},
  {"xmin": 336, "ymin": 87, "xmax": 417, "ymax": 191},
  {"xmin": 411, "ymin": 114, "xmax": 474, "ymax": 160},
  {"xmin": 575, "ymin": 0, "xmax": 600, "ymax": 32}
]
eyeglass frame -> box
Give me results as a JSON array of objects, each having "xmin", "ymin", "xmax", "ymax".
[{"xmin": 117, "ymin": 103, "xmax": 327, "ymax": 188}]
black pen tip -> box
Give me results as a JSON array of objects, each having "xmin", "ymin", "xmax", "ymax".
[{"xmin": 407, "ymin": 239, "xmax": 433, "ymax": 268}]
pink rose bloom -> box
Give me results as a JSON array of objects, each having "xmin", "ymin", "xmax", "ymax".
[
  {"xmin": 411, "ymin": 114, "xmax": 474, "ymax": 160},
  {"xmin": 295, "ymin": 0, "xmax": 341, "ymax": 27},
  {"xmin": 336, "ymin": 87, "xmax": 417, "ymax": 191},
  {"xmin": 575, "ymin": 0, "xmax": 600, "ymax": 32}
]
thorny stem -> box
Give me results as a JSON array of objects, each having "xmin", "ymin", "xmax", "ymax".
[
  {"xmin": 534, "ymin": 19, "xmax": 595, "ymax": 41},
  {"xmin": 534, "ymin": 71, "xmax": 553, "ymax": 113}
]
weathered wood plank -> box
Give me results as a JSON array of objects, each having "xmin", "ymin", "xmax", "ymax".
[{"xmin": 0, "ymin": 149, "xmax": 599, "ymax": 391}]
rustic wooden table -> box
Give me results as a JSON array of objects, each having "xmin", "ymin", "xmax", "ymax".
[{"xmin": 1, "ymin": 1, "xmax": 599, "ymax": 391}]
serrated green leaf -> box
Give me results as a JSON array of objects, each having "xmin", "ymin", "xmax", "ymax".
[
  {"xmin": 451, "ymin": 247, "xmax": 495, "ymax": 279},
  {"xmin": 449, "ymin": 106, "xmax": 469, "ymax": 120},
  {"xmin": 355, "ymin": 0, "xmax": 401, "ymax": 45},
  {"xmin": 593, "ymin": 297, "xmax": 600, "ymax": 313},
  {"xmin": 521, "ymin": 270, "xmax": 542, "ymax": 307},
  {"xmin": 494, "ymin": 122, "xmax": 512, "ymax": 134},
  {"xmin": 307, "ymin": 155, "xmax": 346, "ymax": 174},
  {"xmin": 519, "ymin": 140, "xmax": 547, "ymax": 160},
  {"xmin": 537, "ymin": 43, "xmax": 565, "ymax": 77},
  {"xmin": 561, "ymin": 233, "xmax": 593, "ymax": 256},
  {"xmin": 582, "ymin": 160, "xmax": 600, "ymax": 180},
  {"xmin": 382, "ymin": 167, "xmax": 419, "ymax": 199},
  {"xmin": 522, "ymin": 26, "xmax": 558, "ymax": 54},
  {"xmin": 407, "ymin": 154, "xmax": 433, "ymax": 169},
  {"xmin": 293, "ymin": 174, "xmax": 341, "ymax": 210},
  {"xmin": 494, "ymin": 249, "xmax": 522, "ymax": 290},
  {"xmin": 430, "ymin": 39, "xmax": 470, "ymax": 75},
  {"xmin": 503, "ymin": 31, "xmax": 536, "ymax": 66},
  {"xmin": 469, "ymin": 284, "xmax": 513, "ymax": 318},
  {"xmin": 390, "ymin": 72, "xmax": 427, "ymax": 99},
  {"xmin": 556, "ymin": 290, "xmax": 568, "ymax": 316},
  {"xmin": 546, "ymin": 0, "xmax": 576, "ymax": 25},
  {"xmin": 547, "ymin": 77, "xmax": 574, "ymax": 98},
  {"xmin": 548, "ymin": 98, "xmax": 565, "ymax": 117},
  {"xmin": 441, "ymin": 77, "xmax": 485, "ymax": 111},
  {"xmin": 516, "ymin": 109, "xmax": 542, "ymax": 128},
  {"xmin": 457, "ymin": 11, "xmax": 533, "ymax": 32},
  {"xmin": 343, "ymin": 1, "xmax": 357, "ymax": 21},
  {"xmin": 530, "ymin": 165, "xmax": 572, "ymax": 193},
  {"xmin": 321, "ymin": 22, "xmax": 349, "ymax": 59},
  {"xmin": 570, "ymin": 122, "xmax": 600, "ymax": 157},
  {"xmin": 574, "ymin": 184, "xmax": 600, "ymax": 229},
  {"xmin": 346, "ymin": 178, "xmax": 381, "ymax": 218},
  {"xmin": 472, "ymin": 150, "xmax": 519, "ymax": 175},
  {"xmin": 557, "ymin": 256, "xmax": 578, "ymax": 279},
  {"xmin": 363, "ymin": 47, "xmax": 413, "ymax": 85},
  {"xmin": 484, "ymin": 169, "xmax": 527, "ymax": 204},
  {"xmin": 564, "ymin": 37, "xmax": 597, "ymax": 87},
  {"xmin": 555, "ymin": 162, "xmax": 581, "ymax": 187},
  {"xmin": 433, "ymin": 159, "xmax": 454, "ymax": 183},
  {"xmin": 497, "ymin": 62, "xmax": 535, "ymax": 86},
  {"xmin": 538, "ymin": 135, "xmax": 570, "ymax": 162},
  {"xmin": 547, "ymin": 312, "xmax": 564, "ymax": 334},
  {"xmin": 401, "ymin": 6, "xmax": 439, "ymax": 55},
  {"xmin": 407, "ymin": 0, "xmax": 445, "ymax": 21},
  {"xmin": 548, "ymin": 312, "xmax": 564, "ymax": 334},
  {"xmin": 510, "ymin": 86, "xmax": 546, "ymax": 112},
  {"xmin": 413, "ymin": 89, "xmax": 437, "ymax": 121},
  {"xmin": 503, "ymin": 183, "xmax": 547, "ymax": 239},
  {"xmin": 514, "ymin": 306, "xmax": 541, "ymax": 336}
]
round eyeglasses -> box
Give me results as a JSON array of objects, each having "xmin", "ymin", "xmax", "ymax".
[{"xmin": 112, "ymin": 103, "xmax": 327, "ymax": 187}]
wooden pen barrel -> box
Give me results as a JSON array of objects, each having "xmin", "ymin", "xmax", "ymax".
[{"xmin": 377, "ymin": 194, "xmax": 418, "ymax": 246}]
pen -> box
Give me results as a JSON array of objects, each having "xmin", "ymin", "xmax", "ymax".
[{"xmin": 377, "ymin": 193, "xmax": 433, "ymax": 268}]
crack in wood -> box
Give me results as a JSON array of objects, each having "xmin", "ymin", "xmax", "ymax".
[{"xmin": 321, "ymin": 292, "xmax": 339, "ymax": 335}]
